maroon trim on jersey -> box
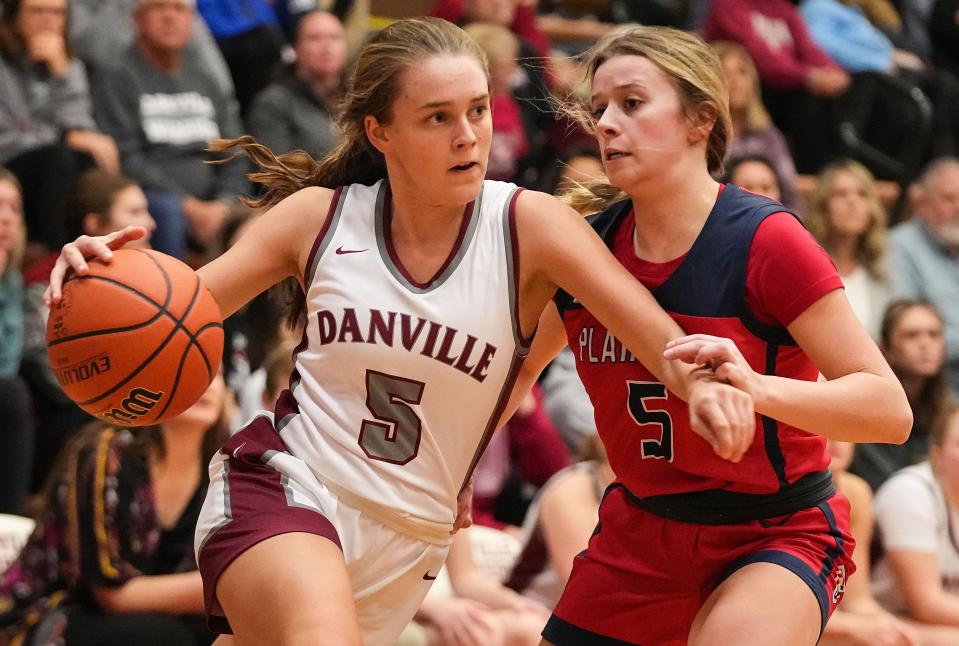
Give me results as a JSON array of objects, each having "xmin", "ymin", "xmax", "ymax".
[
  {"xmin": 506, "ymin": 188, "xmax": 534, "ymax": 348},
  {"xmin": 273, "ymin": 314, "xmax": 312, "ymax": 431},
  {"xmin": 458, "ymin": 351, "xmax": 526, "ymax": 493},
  {"xmin": 303, "ymin": 185, "xmax": 344, "ymax": 286},
  {"xmin": 382, "ymin": 187, "xmax": 476, "ymax": 289},
  {"xmin": 199, "ymin": 417, "xmax": 341, "ymax": 635}
]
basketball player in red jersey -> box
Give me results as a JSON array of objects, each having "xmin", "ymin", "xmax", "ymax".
[
  {"xmin": 504, "ymin": 27, "xmax": 912, "ymax": 646},
  {"xmin": 42, "ymin": 19, "xmax": 759, "ymax": 646}
]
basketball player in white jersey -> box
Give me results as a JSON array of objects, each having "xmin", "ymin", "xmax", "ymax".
[{"xmin": 45, "ymin": 18, "xmax": 758, "ymax": 646}]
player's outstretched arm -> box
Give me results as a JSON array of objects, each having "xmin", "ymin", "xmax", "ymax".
[
  {"xmin": 664, "ymin": 290, "xmax": 912, "ymax": 444},
  {"xmin": 45, "ymin": 186, "xmax": 335, "ymax": 321},
  {"xmin": 513, "ymin": 189, "xmax": 755, "ymax": 462},
  {"xmin": 195, "ymin": 186, "xmax": 335, "ymax": 319}
]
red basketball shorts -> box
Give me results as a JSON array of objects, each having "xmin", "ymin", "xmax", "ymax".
[{"xmin": 543, "ymin": 484, "xmax": 855, "ymax": 645}]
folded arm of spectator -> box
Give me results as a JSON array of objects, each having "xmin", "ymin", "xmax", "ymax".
[
  {"xmin": 446, "ymin": 529, "xmax": 548, "ymax": 615},
  {"xmin": 92, "ymin": 571, "xmax": 205, "ymax": 615},
  {"xmin": 887, "ymin": 549, "xmax": 959, "ymax": 626}
]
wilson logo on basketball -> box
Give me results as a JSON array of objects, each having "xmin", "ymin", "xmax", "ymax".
[
  {"xmin": 101, "ymin": 387, "xmax": 165, "ymax": 424},
  {"xmin": 53, "ymin": 354, "xmax": 112, "ymax": 386}
]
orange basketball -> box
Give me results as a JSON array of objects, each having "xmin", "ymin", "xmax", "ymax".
[{"xmin": 46, "ymin": 249, "xmax": 224, "ymax": 426}]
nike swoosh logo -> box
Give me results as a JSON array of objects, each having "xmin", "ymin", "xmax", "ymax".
[
  {"xmin": 232, "ymin": 442, "xmax": 247, "ymax": 459},
  {"xmin": 422, "ymin": 571, "xmax": 438, "ymax": 581},
  {"xmin": 336, "ymin": 246, "xmax": 368, "ymax": 255}
]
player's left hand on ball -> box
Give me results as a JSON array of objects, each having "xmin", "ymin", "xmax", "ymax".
[
  {"xmin": 44, "ymin": 225, "xmax": 149, "ymax": 305},
  {"xmin": 664, "ymin": 334, "xmax": 759, "ymax": 398},
  {"xmin": 452, "ymin": 477, "xmax": 474, "ymax": 534},
  {"xmin": 687, "ymin": 379, "xmax": 755, "ymax": 463}
]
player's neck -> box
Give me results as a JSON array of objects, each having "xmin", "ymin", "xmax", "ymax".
[
  {"xmin": 627, "ymin": 167, "xmax": 719, "ymax": 262},
  {"xmin": 389, "ymin": 188, "xmax": 467, "ymax": 248}
]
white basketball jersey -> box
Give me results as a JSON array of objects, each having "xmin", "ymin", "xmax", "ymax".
[{"xmin": 276, "ymin": 179, "xmax": 529, "ymax": 534}]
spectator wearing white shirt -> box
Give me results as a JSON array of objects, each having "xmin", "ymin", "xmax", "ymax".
[{"xmin": 873, "ymin": 405, "xmax": 959, "ymax": 639}]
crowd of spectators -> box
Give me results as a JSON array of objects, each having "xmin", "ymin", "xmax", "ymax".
[{"xmin": 1, "ymin": 0, "xmax": 959, "ymax": 644}]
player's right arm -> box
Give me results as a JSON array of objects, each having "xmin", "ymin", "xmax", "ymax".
[{"xmin": 45, "ymin": 186, "xmax": 334, "ymax": 320}]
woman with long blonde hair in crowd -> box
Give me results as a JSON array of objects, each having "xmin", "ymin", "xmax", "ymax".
[{"xmin": 806, "ymin": 160, "xmax": 891, "ymax": 339}]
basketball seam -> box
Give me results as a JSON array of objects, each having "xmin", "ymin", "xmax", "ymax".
[
  {"xmin": 50, "ymin": 259, "xmax": 175, "ymax": 347},
  {"xmin": 151, "ymin": 278, "xmax": 221, "ymax": 421},
  {"xmin": 136, "ymin": 251, "xmax": 220, "ymax": 380},
  {"xmin": 140, "ymin": 252, "xmax": 219, "ymax": 378},
  {"xmin": 76, "ymin": 263, "xmax": 206, "ymax": 408}
]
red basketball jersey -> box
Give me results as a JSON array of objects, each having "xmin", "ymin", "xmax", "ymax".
[{"xmin": 557, "ymin": 185, "xmax": 842, "ymax": 503}]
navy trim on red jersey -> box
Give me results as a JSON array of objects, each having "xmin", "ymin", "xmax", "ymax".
[
  {"xmin": 557, "ymin": 185, "xmax": 816, "ymax": 495},
  {"xmin": 543, "ymin": 614, "xmax": 641, "ymax": 646},
  {"xmin": 620, "ymin": 470, "xmax": 835, "ymax": 525},
  {"xmin": 555, "ymin": 187, "xmax": 802, "ymax": 347},
  {"xmin": 554, "ymin": 199, "xmax": 631, "ymax": 316},
  {"xmin": 762, "ymin": 343, "xmax": 790, "ymax": 487},
  {"xmin": 718, "ymin": 549, "xmax": 829, "ymax": 635}
]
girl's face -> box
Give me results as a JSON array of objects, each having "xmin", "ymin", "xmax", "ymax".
[
  {"xmin": 0, "ymin": 180, "xmax": 24, "ymax": 255},
  {"xmin": 590, "ymin": 54, "xmax": 698, "ymax": 192},
  {"xmin": 16, "ymin": 0, "xmax": 67, "ymax": 41},
  {"xmin": 370, "ymin": 55, "xmax": 491, "ymax": 208},
  {"xmin": 825, "ymin": 169, "xmax": 872, "ymax": 239},
  {"xmin": 731, "ymin": 160, "xmax": 780, "ymax": 202},
  {"xmin": 295, "ymin": 11, "xmax": 347, "ymax": 80},
  {"xmin": 885, "ymin": 306, "xmax": 945, "ymax": 379},
  {"xmin": 722, "ymin": 52, "xmax": 752, "ymax": 113},
  {"xmin": 105, "ymin": 185, "xmax": 156, "ymax": 248}
]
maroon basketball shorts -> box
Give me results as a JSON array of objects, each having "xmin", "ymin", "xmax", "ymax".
[
  {"xmin": 543, "ymin": 484, "xmax": 855, "ymax": 645},
  {"xmin": 194, "ymin": 416, "xmax": 450, "ymax": 644}
]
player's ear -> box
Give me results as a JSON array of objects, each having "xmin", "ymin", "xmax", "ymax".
[
  {"xmin": 686, "ymin": 103, "xmax": 717, "ymax": 147},
  {"xmin": 365, "ymin": 115, "xmax": 391, "ymax": 155}
]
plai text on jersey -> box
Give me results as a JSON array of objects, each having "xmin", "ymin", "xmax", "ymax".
[{"xmin": 578, "ymin": 326, "xmax": 639, "ymax": 364}]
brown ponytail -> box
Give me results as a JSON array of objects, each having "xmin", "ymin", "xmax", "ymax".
[{"xmin": 211, "ymin": 17, "xmax": 489, "ymax": 327}]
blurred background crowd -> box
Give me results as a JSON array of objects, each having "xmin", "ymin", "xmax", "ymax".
[{"xmin": 1, "ymin": 0, "xmax": 959, "ymax": 644}]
